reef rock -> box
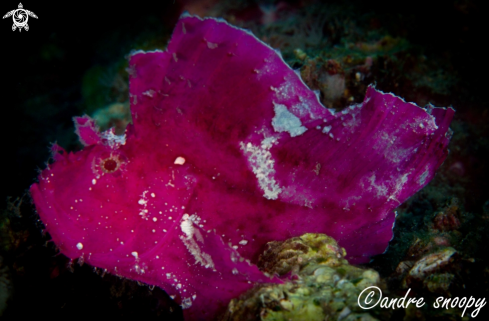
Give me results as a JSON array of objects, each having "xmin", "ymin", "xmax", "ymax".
[
  {"xmin": 224, "ymin": 233, "xmax": 387, "ymax": 321},
  {"xmin": 30, "ymin": 14, "xmax": 454, "ymax": 320}
]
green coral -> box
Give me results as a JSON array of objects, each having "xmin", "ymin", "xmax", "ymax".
[
  {"xmin": 223, "ymin": 233, "xmax": 388, "ymax": 321},
  {"xmin": 258, "ymin": 233, "xmax": 348, "ymax": 277}
]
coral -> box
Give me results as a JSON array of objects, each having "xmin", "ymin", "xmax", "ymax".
[
  {"xmin": 30, "ymin": 14, "xmax": 453, "ymax": 320},
  {"xmin": 403, "ymin": 247, "xmax": 457, "ymax": 288},
  {"xmin": 0, "ymin": 197, "xmax": 29, "ymax": 317},
  {"xmin": 370, "ymin": 192, "xmax": 489, "ymax": 319},
  {"xmin": 0, "ymin": 256, "xmax": 12, "ymax": 317},
  {"xmin": 432, "ymin": 198, "xmax": 462, "ymax": 232},
  {"xmin": 92, "ymin": 102, "xmax": 132, "ymax": 134},
  {"xmin": 394, "ymin": 241, "xmax": 461, "ymax": 296},
  {"xmin": 223, "ymin": 233, "xmax": 386, "ymax": 321},
  {"xmin": 0, "ymin": 197, "xmax": 28, "ymax": 254},
  {"xmin": 389, "ymin": 199, "xmax": 466, "ymax": 296},
  {"xmin": 258, "ymin": 233, "xmax": 348, "ymax": 277}
]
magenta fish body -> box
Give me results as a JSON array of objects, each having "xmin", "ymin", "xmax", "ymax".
[{"xmin": 30, "ymin": 15, "xmax": 454, "ymax": 320}]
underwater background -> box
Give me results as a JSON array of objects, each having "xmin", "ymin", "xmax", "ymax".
[{"xmin": 1, "ymin": 0, "xmax": 488, "ymax": 319}]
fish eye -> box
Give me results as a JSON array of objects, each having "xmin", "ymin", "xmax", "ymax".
[{"xmin": 100, "ymin": 157, "xmax": 120, "ymax": 173}]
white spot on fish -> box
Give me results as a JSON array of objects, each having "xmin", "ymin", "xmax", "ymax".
[
  {"xmin": 180, "ymin": 214, "xmax": 215, "ymax": 270},
  {"xmin": 271, "ymin": 103, "xmax": 307, "ymax": 137},
  {"xmin": 240, "ymin": 137, "xmax": 282, "ymax": 200},
  {"xmin": 207, "ymin": 41, "xmax": 218, "ymax": 49},
  {"xmin": 181, "ymin": 297, "xmax": 192, "ymax": 309},
  {"xmin": 322, "ymin": 125, "xmax": 332, "ymax": 134},
  {"xmin": 142, "ymin": 89, "xmax": 155, "ymax": 97},
  {"xmin": 418, "ymin": 167, "xmax": 430, "ymax": 185},
  {"xmin": 174, "ymin": 157, "xmax": 186, "ymax": 165}
]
